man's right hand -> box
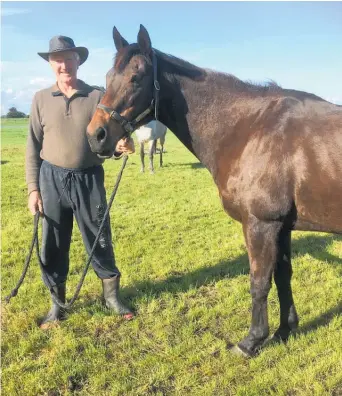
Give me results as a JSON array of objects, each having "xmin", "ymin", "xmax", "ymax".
[
  {"xmin": 115, "ymin": 137, "xmax": 135, "ymax": 154},
  {"xmin": 28, "ymin": 190, "xmax": 44, "ymax": 216}
]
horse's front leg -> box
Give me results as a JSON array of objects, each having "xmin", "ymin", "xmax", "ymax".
[
  {"xmin": 140, "ymin": 142, "xmax": 145, "ymax": 172},
  {"xmin": 234, "ymin": 216, "xmax": 282, "ymax": 357}
]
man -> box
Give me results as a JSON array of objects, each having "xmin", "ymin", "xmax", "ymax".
[{"xmin": 26, "ymin": 35, "xmax": 135, "ymax": 329}]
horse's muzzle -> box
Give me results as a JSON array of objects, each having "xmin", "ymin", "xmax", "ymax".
[{"xmin": 87, "ymin": 126, "xmax": 114, "ymax": 157}]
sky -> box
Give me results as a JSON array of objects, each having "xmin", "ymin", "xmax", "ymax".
[{"xmin": 1, "ymin": 1, "xmax": 342, "ymax": 115}]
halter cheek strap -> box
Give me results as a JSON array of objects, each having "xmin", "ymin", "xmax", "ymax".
[{"xmin": 97, "ymin": 50, "xmax": 160, "ymax": 137}]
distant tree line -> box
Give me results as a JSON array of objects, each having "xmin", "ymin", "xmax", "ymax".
[{"xmin": 1, "ymin": 107, "xmax": 29, "ymax": 118}]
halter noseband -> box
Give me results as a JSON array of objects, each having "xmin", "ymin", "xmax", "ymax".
[{"xmin": 97, "ymin": 50, "xmax": 160, "ymax": 137}]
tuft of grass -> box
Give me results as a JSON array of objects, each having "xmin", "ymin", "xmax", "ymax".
[{"xmin": 1, "ymin": 118, "xmax": 342, "ymax": 395}]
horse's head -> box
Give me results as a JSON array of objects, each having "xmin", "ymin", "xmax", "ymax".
[{"xmin": 87, "ymin": 25, "xmax": 157, "ymax": 158}]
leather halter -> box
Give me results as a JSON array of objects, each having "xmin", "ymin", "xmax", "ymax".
[{"xmin": 97, "ymin": 50, "xmax": 160, "ymax": 137}]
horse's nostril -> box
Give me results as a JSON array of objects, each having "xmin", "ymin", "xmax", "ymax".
[{"xmin": 96, "ymin": 127, "xmax": 107, "ymax": 143}]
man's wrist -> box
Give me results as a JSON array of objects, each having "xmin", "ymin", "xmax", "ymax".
[
  {"xmin": 113, "ymin": 151, "xmax": 124, "ymax": 159},
  {"xmin": 27, "ymin": 182, "xmax": 40, "ymax": 196},
  {"xmin": 28, "ymin": 189, "xmax": 39, "ymax": 196}
]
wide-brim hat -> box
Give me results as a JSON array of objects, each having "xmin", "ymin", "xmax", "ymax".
[{"xmin": 38, "ymin": 35, "xmax": 89, "ymax": 65}]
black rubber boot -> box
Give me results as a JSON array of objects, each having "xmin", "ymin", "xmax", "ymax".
[
  {"xmin": 40, "ymin": 282, "xmax": 66, "ymax": 329},
  {"xmin": 102, "ymin": 276, "xmax": 134, "ymax": 320}
]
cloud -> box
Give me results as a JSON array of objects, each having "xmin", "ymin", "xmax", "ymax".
[
  {"xmin": 1, "ymin": 86, "xmax": 41, "ymax": 115},
  {"xmin": 1, "ymin": 59, "xmax": 55, "ymax": 114},
  {"xmin": 0, "ymin": 46, "xmax": 113, "ymax": 115},
  {"xmin": 1, "ymin": 8, "xmax": 31, "ymax": 17},
  {"xmin": 29, "ymin": 77, "xmax": 53, "ymax": 88},
  {"xmin": 324, "ymin": 96, "xmax": 342, "ymax": 105}
]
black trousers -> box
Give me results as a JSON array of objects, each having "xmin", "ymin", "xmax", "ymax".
[{"xmin": 39, "ymin": 160, "xmax": 120, "ymax": 287}]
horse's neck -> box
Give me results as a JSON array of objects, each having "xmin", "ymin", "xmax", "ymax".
[{"xmin": 158, "ymin": 72, "xmax": 240, "ymax": 174}]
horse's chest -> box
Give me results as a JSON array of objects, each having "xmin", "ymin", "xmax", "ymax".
[{"xmin": 217, "ymin": 175, "xmax": 245, "ymax": 222}]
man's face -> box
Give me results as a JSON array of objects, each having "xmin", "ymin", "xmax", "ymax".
[{"xmin": 49, "ymin": 51, "xmax": 79, "ymax": 84}]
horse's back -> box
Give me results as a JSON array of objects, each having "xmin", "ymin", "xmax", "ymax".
[
  {"xmin": 216, "ymin": 96, "xmax": 342, "ymax": 232},
  {"xmin": 290, "ymin": 101, "xmax": 342, "ymax": 232}
]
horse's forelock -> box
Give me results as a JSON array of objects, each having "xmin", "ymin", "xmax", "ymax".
[{"xmin": 114, "ymin": 44, "xmax": 145, "ymax": 73}]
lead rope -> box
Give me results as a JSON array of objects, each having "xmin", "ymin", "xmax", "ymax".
[{"xmin": 5, "ymin": 155, "xmax": 129, "ymax": 308}]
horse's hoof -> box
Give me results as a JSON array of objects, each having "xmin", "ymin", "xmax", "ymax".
[
  {"xmin": 39, "ymin": 320, "xmax": 60, "ymax": 330},
  {"xmin": 272, "ymin": 330, "xmax": 290, "ymax": 343},
  {"xmin": 228, "ymin": 344, "xmax": 260, "ymax": 359},
  {"xmin": 229, "ymin": 344, "xmax": 253, "ymax": 358}
]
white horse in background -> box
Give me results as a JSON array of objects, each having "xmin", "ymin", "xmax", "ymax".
[{"xmin": 134, "ymin": 120, "xmax": 167, "ymax": 173}]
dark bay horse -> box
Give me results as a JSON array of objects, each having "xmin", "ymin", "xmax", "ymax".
[{"xmin": 87, "ymin": 25, "xmax": 342, "ymax": 357}]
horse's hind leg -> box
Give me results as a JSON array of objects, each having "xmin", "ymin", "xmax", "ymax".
[
  {"xmin": 273, "ymin": 229, "xmax": 299, "ymax": 341},
  {"xmin": 233, "ymin": 216, "xmax": 282, "ymax": 357},
  {"xmin": 140, "ymin": 142, "xmax": 145, "ymax": 172},
  {"xmin": 160, "ymin": 141, "xmax": 163, "ymax": 167},
  {"xmin": 159, "ymin": 134, "xmax": 165, "ymax": 167},
  {"xmin": 160, "ymin": 134, "xmax": 166, "ymax": 153},
  {"xmin": 149, "ymin": 140, "xmax": 156, "ymax": 174}
]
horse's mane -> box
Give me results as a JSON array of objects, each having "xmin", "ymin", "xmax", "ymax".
[
  {"xmin": 216, "ymin": 73, "xmax": 282, "ymax": 95},
  {"xmin": 114, "ymin": 44, "xmax": 327, "ymax": 103},
  {"xmin": 208, "ymin": 71, "xmax": 327, "ymax": 102},
  {"xmin": 154, "ymin": 49, "xmax": 206, "ymax": 81}
]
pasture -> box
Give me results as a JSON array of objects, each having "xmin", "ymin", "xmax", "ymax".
[{"xmin": 1, "ymin": 118, "xmax": 342, "ymax": 395}]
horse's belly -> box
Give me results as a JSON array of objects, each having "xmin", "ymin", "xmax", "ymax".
[
  {"xmin": 294, "ymin": 179, "xmax": 342, "ymax": 233},
  {"xmin": 293, "ymin": 140, "xmax": 342, "ymax": 233}
]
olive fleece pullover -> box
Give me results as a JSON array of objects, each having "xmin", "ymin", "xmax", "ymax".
[{"xmin": 25, "ymin": 80, "xmax": 104, "ymax": 194}]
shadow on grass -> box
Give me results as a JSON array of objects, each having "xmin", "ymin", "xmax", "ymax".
[
  {"xmin": 121, "ymin": 234, "xmax": 341, "ymax": 301},
  {"xmin": 176, "ymin": 162, "xmax": 205, "ymax": 169},
  {"xmin": 124, "ymin": 253, "xmax": 250, "ymax": 299},
  {"xmin": 159, "ymin": 162, "xmax": 205, "ymax": 170},
  {"xmin": 125, "ymin": 233, "xmax": 341, "ymax": 343},
  {"xmin": 265, "ymin": 298, "xmax": 342, "ymax": 352},
  {"xmin": 80, "ymin": 233, "xmax": 341, "ymax": 341},
  {"xmin": 288, "ymin": 234, "xmax": 342, "ymax": 338},
  {"xmin": 292, "ymin": 234, "xmax": 342, "ymax": 266},
  {"xmin": 1, "ymin": 161, "xmax": 9, "ymax": 165},
  {"xmin": 294, "ymin": 302, "xmax": 342, "ymax": 337}
]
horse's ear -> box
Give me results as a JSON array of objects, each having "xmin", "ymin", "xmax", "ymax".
[
  {"xmin": 113, "ymin": 26, "xmax": 129, "ymax": 51},
  {"xmin": 137, "ymin": 24, "xmax": 152, "ymax": 55}
]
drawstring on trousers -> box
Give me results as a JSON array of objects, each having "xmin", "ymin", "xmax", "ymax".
[{"xmin": 58, "ymin": 171, "xmax": 76, "ymax": 206}]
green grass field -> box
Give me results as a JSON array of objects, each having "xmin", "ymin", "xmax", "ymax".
[{"xmin": 1, "ymin": 118, "xmax": 342, "ymax": 395}]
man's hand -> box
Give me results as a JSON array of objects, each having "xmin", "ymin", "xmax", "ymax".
[
  {"xmin": 115, "ymin": 137, "xmax": 135, "ymax": 155},
  {"xmin": 28, "ymin": 190, "xmax": 44, "ymax": 216}
]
